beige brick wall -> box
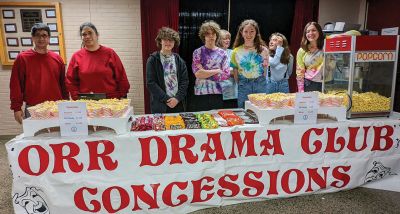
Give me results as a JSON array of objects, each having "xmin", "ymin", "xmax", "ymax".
[{"xmin": 0, "ymin": 0, "xmax": 144, "ymax": 135}]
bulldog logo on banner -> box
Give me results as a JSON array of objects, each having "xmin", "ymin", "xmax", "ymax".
[
  {"xmin": 365, "ymin": 161, "xmax": 397, "ymax": 183},
  {"xmin": 13, "ymin": 187, "xmax": 49, "ymax": 214}
]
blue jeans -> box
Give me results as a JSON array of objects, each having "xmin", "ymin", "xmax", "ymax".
[
  {"xmin": 304, "ymin": 79, "xmax": 322, "ymax": 92},
  {"xmin": 266, "ymin": 79, "xmax": 289, "ymax": 94},
  {"xmin": 237, "ymin": 76, "xmax": 266, "ymax": 108}
]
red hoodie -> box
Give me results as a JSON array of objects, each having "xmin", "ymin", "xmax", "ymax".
[
  {"xmin": 10, "ymin": 49, "xmax": 68, "ymax": 112},
  {"xmin": 66, "ymin": 46, "xmax": 130, "ymax": 100}
]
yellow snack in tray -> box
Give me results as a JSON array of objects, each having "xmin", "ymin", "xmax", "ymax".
[
  {"xmin": 248, "ymin": 92, "xmax": 295, "ymax": 109},
  {"xmin": 327, "ymin": 90, "xmax": 390, "ymax": 112},
  {"xmin": 111, "ymin": 103, "xmax": 128, "ymax": 117},
  {"xmin": 28, "ymin": 98, "xmax": 131, "ymax": 119},
  {"xmin": 351, "ymin": 92, "xmax": 390, "ymax": 112},
  {"xmin": 86, "ymin": 103, "xmax": 102, "ymax": 117},
  {"xmin": 164, "ymin": 115, "xmax": 186, "ymax": 130}
]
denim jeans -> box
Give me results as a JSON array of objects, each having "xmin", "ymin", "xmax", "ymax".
[
  {"xmin": 266, "ymin": 79, "xmax": 289, "ymax": 94},
  {"xmin": 237, "ymin": 76, "xmax": 266, "ymax": 108},
  {"xmin": 304, "ymin": 79, "xmax": 322, "ymax": 92}
]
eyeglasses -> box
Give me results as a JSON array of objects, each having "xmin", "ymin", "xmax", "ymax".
[{"xmin": 34, "ymin": 34, "xmax": 49, "ymax": 39}]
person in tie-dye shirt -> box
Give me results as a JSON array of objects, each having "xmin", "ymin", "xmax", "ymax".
[
  {"xmin": 231, "ymin": 19, "xmax": 269, "ymax": 108},
  {"xmin": 191, "ymin": 20, "xmax": 230, "ymax": 111},
  {"xmin": 146, "ymin": 27, "xmax": 189, "ymax": 113},
  {"xmin": 296, "ymin": 22, "xmax": 327, "ymax": 92}
]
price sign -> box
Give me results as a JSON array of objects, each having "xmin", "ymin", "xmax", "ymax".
[
  {"xmin": 58, "ymin": 102, "xmax": 88, "ymax": 136},
  {"xmin": 294, "ymin": 92, "xmax": 319, "ymax": 124}
]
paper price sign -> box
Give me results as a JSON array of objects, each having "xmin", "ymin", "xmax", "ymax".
[
  {"xmin": 294, "ymin": 92, "xmax": 319, "ymax": 124},
  {"xmin": 58, "ymin": 102, "xmax": 88, "ymax": 136}
]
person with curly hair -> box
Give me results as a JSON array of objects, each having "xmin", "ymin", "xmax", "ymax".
[
  {"xmin": 146, "ymin": 27, "xmax": 189, "ymax": 113},
  {"xmin": 191, "ymin": 20, "xmax": 230, "ymax": 111}
]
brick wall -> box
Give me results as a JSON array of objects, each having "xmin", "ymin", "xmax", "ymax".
[{"xmin": 0, "ymin": 0, "xmax": 143, "ymax": 135}]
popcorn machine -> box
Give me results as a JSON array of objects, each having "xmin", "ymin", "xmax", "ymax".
[{"xmin": 323, "ymin": 35, "xmax": 399, "ymax": 118}]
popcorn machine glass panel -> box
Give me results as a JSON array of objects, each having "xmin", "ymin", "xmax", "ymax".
[{"xmin": 323, "ymin": 35, "xmax": 399, "ymax": 118}]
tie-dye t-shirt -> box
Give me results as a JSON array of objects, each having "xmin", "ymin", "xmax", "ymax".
[
  {"xmin": 160, "ymin": 54, "xmax": 178, "ymax": 97},
  {"xmin": 231, "ymin": 45, "xmax": 269, "ymax": 79},
  {"xmin": 295, "ymin": 48, "xmax": 324, "ymax": 92},
  {"xmin": 192, "ymin": 46, "xmax": 230, "ymax": 95}
]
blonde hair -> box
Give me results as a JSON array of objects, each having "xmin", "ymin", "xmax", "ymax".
[
  {"xmin": 217, "ymin": 29, "xmax": 231, "ymax": 48},
  {"xmin": 198, "ymin": 20, "xmax": 221, "ymax": 43}
]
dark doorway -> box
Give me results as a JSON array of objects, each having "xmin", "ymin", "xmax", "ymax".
[{"xmin": 229, "ymin": 0, "xmax": 295, "ymax": 44}]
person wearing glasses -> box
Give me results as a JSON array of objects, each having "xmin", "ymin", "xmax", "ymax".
[
  {"xmin": 9, "ymin": 23, "xmax": 68, "ymax": 124},
  {"xmin": 66, "ymin": 22, "xmax": 130, "ymax": 100}
]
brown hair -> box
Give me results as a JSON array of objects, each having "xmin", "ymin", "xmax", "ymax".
[
  {"xmin": 198, "ymin": 20, "xmax": 221, "ymax": 43},
  {"xmin": 300, "ymin": 21, "xmax": 324, "ymax": 52},
  {"xmin": 269, "ymin": 32, "xmax": 291, "ymax": 64},
  {"xmin": 155, "ymin": 27, "xmax": 180, "ymax": 49},
  {"xmin": 217, "ymin": 29, "xmax": 231, "ymax": 48},
  {"xmin": 233, "ymin": 19, "xmax": 265, "ymax": 54}
]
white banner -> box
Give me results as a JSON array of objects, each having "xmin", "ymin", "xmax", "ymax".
[{"xmin": 6, "ymin": 119, "xmax": 400, "ymax": 214}]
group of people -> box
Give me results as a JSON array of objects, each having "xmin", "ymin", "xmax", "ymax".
[
  {"xmin": 10, "ymin": 22, "xmax": 130, "ymax": 124},
  {"xmin": 146, "ymin": 19, "xmax": 326, "ymax": 113},
  {"xmin": 9, "ymin": 20, "xmax": 327, "ymax": 123}
]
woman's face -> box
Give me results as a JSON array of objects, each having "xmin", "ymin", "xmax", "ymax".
[
  {"xmin": 221, "ymin": 35, "xmax": 231, "ymax": 49},
  {"xmin": 269, "ymin": 35, "xmax": 283, "ymax": 50},
  {"xmin": 81, "ymin": 26, "xmax": 98, "ymax": 47},
  {"xmin": 161, "ymin": 38, "xmax": 175, "ymax": 52},
  {"xmin": 306, "ymin": 24, "xmax": 319, "ymax": 42},
  {"xmin": 204, "ymin": 29, "xmax": 217, "ymax": 46},
  {"xmin": 241, "ymin": 24, "xmax": 256, "ymax": 44}
]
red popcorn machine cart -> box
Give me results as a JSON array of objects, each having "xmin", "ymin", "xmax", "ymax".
[{"xmin": 322, "ymin": 35, "xmax": 399, "ymax": 118}]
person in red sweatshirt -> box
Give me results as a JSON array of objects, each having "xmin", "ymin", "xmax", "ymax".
[
  {"xmin": 66, "ymin": 22, "xmax": 130, "ymax": 100},
  {"xmin": 9, "ymin": 23, "xmax": 68, "ymax": 124}
]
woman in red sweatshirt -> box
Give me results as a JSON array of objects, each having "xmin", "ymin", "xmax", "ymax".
[{"xmin": 66, "ymin": 22, "xmax": 130, "ymax": 100}]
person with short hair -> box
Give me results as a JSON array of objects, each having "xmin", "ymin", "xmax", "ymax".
[
  {"xmin": 231, "ymin": 19, "xmax": 269, "ymax": 108},
  {"xmin": 217, "ymin": 29, "xmax": 238, "ymax": 108},
  {"xmin": 266, "ymin": 32, "xmax": 294, "ymax": 93},
  {"xmin": 146, "ymin": 27, "xmax": 189, "ymax": 113},
  {"xmin": 66, "ymin": 22, "xmax": 130, "ymax": 100},
  {"xmin": 9, "ymin": 23, "xmax": 68, "ymax": 124},
  {"xmin": 191, "ymin": 20, "xmax": 230, "ymax": 111}
]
